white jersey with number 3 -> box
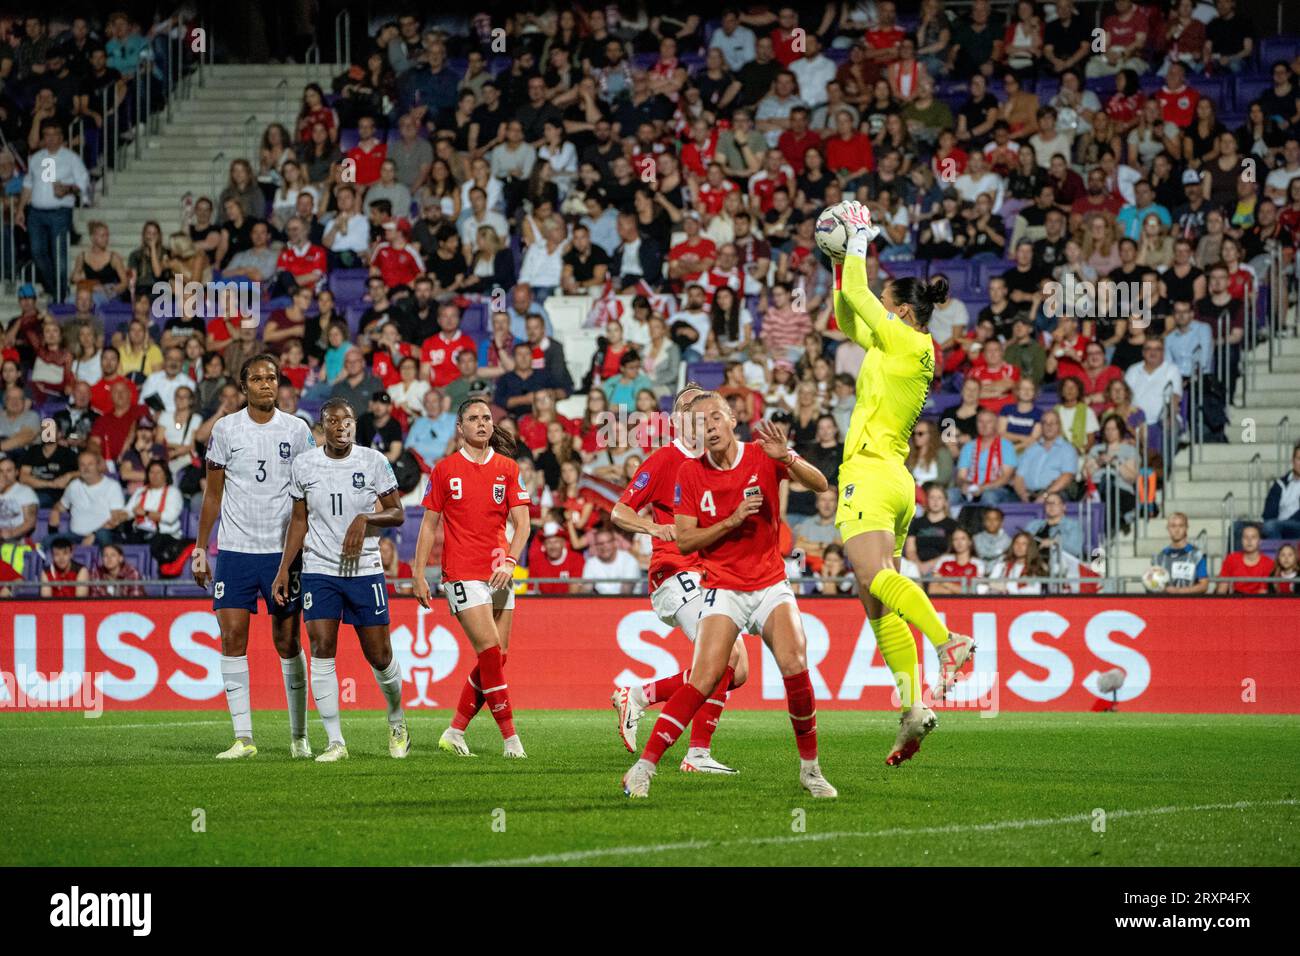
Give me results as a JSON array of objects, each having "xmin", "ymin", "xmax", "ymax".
[
  {"xmin": 290, "ymin": 444, "xmax": 398, "ymax": 577},
  {"xmin": 206, "ymin": 408, "xmax": 315, "ymax": 553}
]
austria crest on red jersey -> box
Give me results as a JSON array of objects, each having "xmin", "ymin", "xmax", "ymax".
[{"xmin": 493, "ymin": 483, "xmax": 505, "ymax": 504}]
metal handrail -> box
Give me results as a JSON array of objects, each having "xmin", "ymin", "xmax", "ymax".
[
  {"xmin": 334, "ymin": 10, "xmax": 352, "ymax": 65},
  {"xmin": 1220, "ymin": 492, "xmax": 1235, "ymax": 565},
  {"xmin": 1247, "ymin": 452, "xmax": 1263, "ymax": 518},
  {"xmin": 1161, "ymin": 380, "xmax": 1176, "ymax": 494},
  {"xmin": 243, "ymin": 115, "xmax": 258, "ymax": 167},
  {"xmin": 274, "ymin": 78, "xmax": 289, "ymax": 123},
  {"xmin": 209, "ymin": 151, "xmax": 226, "ymax": 208}
]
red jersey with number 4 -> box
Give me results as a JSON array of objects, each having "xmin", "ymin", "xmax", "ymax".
[
  {"xmin": 423, "ymin": 448, "xmax": 530, "ymax": 582},
  {"xmin": 619, "ymin": 439, "xmax": 703, "ymax": 590},
  {"xmin": 674, "ymin": 441, "xmax": 790, "ymax": 592}
]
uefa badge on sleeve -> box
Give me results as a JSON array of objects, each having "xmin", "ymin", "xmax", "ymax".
[{"xmin": 493, "ymin": 483, "xmax": 505, "ymax": 504}]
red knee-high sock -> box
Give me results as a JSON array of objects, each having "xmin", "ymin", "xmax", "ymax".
[
  {"xmin": 477, "ymin": 646, "xmax": 515, "ymax": 740},
  {"xmin": 689, "ymin": 666, "xmax": 734, "ymax": 749},
  {"xmin": 643, "ymin": 668, "xmax": 688, "ymax": 705},
  {"xmin": 450, "ymin": 664, "xmax": 482, "ymax": 731},
  {"xmin": 451, "ymin": 652, "xmax": 506, "ymax": 732},
  {"xmin": 783, "ymin": 670, "xmax": 818, "ymax": 761},
  {"xmin": 638, "ymin": 684, "xmax": 707, "ymax": 765}
]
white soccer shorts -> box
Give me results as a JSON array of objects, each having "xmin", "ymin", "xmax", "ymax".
[
  {"xmin": 651, "ymin": 571, "xmax": 704, "ymax": 642},
  {"xmin": 697, "ymin": 580, "xmax": 797, "ymax": 636},
  {"xmin": 444, "ymin": 579, "xmax": 515, "ymax": 616}
]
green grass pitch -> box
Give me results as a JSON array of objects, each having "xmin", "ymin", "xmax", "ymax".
[{"xmin": 1, "ymin": 710, "xmax": 1297, "ymax": 866}]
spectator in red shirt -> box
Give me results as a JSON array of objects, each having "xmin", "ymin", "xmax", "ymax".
[
  {"xmin": 1156, "ymin": 62, "xmax": 1199, "ymax": 128},
  {"xmin": 770, "ymin": 7, "xmax": 805, "ymax": 67},
  {"xmin": 777, "ymin": 106, "xmax": 822, "ymax": 174},
  {"xmin": 1217, "ymin": 523, "xmax": 1275, "ymax": 595},
  {"xmin": 530, "ymin": 521, "xmax": 585, "ymax": 594},
  {"xmin": 419, "ymin": 302, "xmax": 476, "ymax": 388},
  {"xmin": 929, "ymin": 528, "xmax": 984, "ymax": 595},
  {"xmin": 749, "ymin": 148, "xmax": 795, "ymax": 214},
  {"xmin": 667, "ymin": 212, "xmax": 718, "ymax": 285},
  {"xmin": 824, "ymin": 109, "xmax": 875, "ymax": 181},
  {"xmin": 1086, "ymin": 0, "xmax": 1151, "ymax": 78},
  {"xmin": 681, "ymin": 117, "xmax": 719, "ymax": 178},
  {"xmin": 1044, "ymin": 312, "xmax": 1090, "ymax": 384},
  {"xmin": 696, "ymin": 162, "xmax": 739, "ymax": 216},
  {"xmin": 274, "ymin": 216, "xmax": 328, "ymax": 293},
  {"xmin": 88, "ymin": 347, "xmax": 137, "ymax": 415},
  {"xmin": 1079, "ymin": 340, "xmax": 1123, "ymax": 414},
  {"xmin": 371, "ymin": 223, "xmax": 425, "ymax": 293},
  {"xmin": 345, "ymin": 114, "xmax": 387, "ymax": 186},
  {"xmin": 88, "ymin": 380, "xmax": 145, "ymax": 462},
  {"xmin": 970, "ymin": 338, "xmax": 1021, "ymax": 411},
  {"xmin": 865, "ymin": 1, "xmax": 907, "ymax": 70},
  {"xmin": 371, "ymin": 324, "xmax": 413, "ymax": 388}
]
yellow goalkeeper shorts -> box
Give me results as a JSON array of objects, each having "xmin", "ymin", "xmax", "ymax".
[{"xmin": 835, "ymin": 457, "xmax": 916, "ymax": 557}]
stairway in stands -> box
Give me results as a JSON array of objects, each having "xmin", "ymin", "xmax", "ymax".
[
  {"xmin": 0, "ymin": 63, "xmax": 329, "ymax": 316},
  {"xmin": 1114, "ymin": 326, "xmax": 1300, "ymax": 581}
]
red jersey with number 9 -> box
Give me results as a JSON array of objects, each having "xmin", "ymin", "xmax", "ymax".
[
  {"xmin": 423, "ymin": 448, "xmax": 530, "ymax": 582},
  {"xmin": 618, "ymin": 439, "xmax": 703, "ymax": 590},
  {"xmin": 673, "ymin": 442, "xmax": 790, "ymax": 591}
]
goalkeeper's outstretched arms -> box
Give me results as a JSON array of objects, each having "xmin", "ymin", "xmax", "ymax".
[{"xmin": 837, "ymin": 202, "xmax": 912, "ymax": 353}]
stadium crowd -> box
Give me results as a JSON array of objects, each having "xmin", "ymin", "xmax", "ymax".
[{"xmin": 0, "ymin": 2, "xmax": 1297, "ymax": 596}]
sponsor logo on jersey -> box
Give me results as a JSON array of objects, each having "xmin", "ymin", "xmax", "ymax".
[
  {"xmin": 633, "ymin": 471, "xmax": 650, "ymax": 490},
  {"xmin": 352, "ymin": 472, "xmax": 365, "ymax": 489},
  {"xmin": 673, "ymin": 484, "xmax": 681, "ymax": 505},
  {"xmin": 279, "ymin": 442, "xmax": 291, "ymax": 460},
  {"xmin": 492, "ymin": 483, "xmax": 505, "ymax": 504}
]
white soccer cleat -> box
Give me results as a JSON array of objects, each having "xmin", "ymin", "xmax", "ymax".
[
  {"xmin": 622, "ymin": 760, "xmax": 655, "ymax": 798},
  {"xmin": 886, "ymin": 706, "xmax": 938, "ymax": 766},
  {"xmin": 680, "ymin": 748, "xmax": 738, "ymax": 774},
  {"xmin": 611, "ymin": 687, "xmax": 645, "ymax": 754},
  {"xmin": 315, "ymin": 742, "xmax": 349, "ymax": 763},
  {"xmin": 389, "ymin": 720, "xmax": 411, "ymax": 759},
  {"xmin": 216, "ymin": 738, "xmax": 257, "ymax": 760},
  {"xmin": 935, "ymin": 633, "xmax": 976, "ymax": 699},
  {"xmin": 502, "ymin": 735, "xmax": 527, "ymax": 758},
  {"xmin": 438, "ymin": 728, "xmax": 475, "ymax": 756},
  {"xmin": 799, "ymin": 762, "xmax": 838, "ymax": 798},
  {"xmin": 289, "ymin": 737, "xmax": 312, "ymax": 759}
]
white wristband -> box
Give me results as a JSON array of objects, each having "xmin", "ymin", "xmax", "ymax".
[{"xmin": 847, "ymin": 232, "xmax": 872, "ymax": 259}]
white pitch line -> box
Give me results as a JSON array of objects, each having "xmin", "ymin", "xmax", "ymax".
[
  {"xmin": 449, "ymin": 798, "xmax": 1300, "ymax": 867},
  {"xmin": 0, "ymin": 718, "xmax": 229, "ymax": 730}
]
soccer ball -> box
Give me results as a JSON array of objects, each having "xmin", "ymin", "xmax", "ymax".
[
  {"xmin": 815, "ymin": 203, "xmax": 853, "ymax": 261},
  {"xmin": 1141, "ymin": 565, "xmax": 1170, "ymax": 593}
]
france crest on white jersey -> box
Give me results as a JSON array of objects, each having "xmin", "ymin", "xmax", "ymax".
[
  {"xmin": 290, "ymin": 445, "xmax": 398, "ymax": 577},
  {"xmin": 206, "ymin": 408, "xmax": 315, "ymax": 553}
]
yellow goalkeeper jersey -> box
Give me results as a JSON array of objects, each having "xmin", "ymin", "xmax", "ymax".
[{"xmin": 833, "ymin": 258, "xmax": 936, "ymax": 467}]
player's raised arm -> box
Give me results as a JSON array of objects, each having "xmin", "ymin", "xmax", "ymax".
[
  {"xmin": 755, "ymin": 419, "xmax": 828, "ymax": 493},
  {"xmin": 837, "ymin": 202, "xmax": 913, "ymax": 353},
  {"xmin": 832, "ymin": 269, "xmax": 875, "ymax": 353}
]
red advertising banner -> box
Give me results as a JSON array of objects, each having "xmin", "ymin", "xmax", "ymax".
[{"xmin": 0, "ymin": 597, "xmax": 1294, "ymax": 714}]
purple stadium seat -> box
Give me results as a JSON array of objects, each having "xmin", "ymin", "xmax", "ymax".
[
  {"xmin": 883, "ymin": 260, "xmax": 926, "ymax": 281},
  {"xmin": 976, "ymin": 260, "xmax": 1006, "ymax": 292},
  {"xmin": 396, "ymin": 507, "xmax": 425, "ymax": 562},
  {"xmin": 329, "ymin": 268, "xmax": 370, "ymax": 305},
  {"xmin": 338, "ymin": 127, "xmax": 359, "ymax": 152},
  {"xmin": 101, "ymin": 303, "xmax": 134, "ymax": 339},
  {"xmin": 658, "ymin": 395, "xmax": 674, "ymax": 414},
  {"xmin": 686, "ymin": 361, "xmax": 726, "ymax": 390},
  {"xmin": 344, "ymin": 304, "xmax": 367, "ymax": 337},
  {"xmin": 1260, "ymin": 37, "xmax": 1300, "ymax": 65},
  {"xmin": 931, "ymin": 262, "xmax": 972, "ymax": 299},
  {"xmin": 167, "ymin": 582, "xmax": 208, "ymax": 597},
  {"xmin": 460, "ymin": 302, "xmax": 489, "ymax": 337},
  {"xmin": 49, "ymin": 303, "xmax": 77, "ymax": 320},
  {"xmin": 1233, "ymin": 76, "xmax": 1273, "ymax": 111}
]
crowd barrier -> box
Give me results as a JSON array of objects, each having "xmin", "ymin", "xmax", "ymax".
[{"xmin": 1, "ymin": 596, "xmax": 1294, "ymax": 714}]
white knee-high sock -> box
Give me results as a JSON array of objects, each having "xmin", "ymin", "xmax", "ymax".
[
  {"xmin": 371, "ymin": 658, "xmax": 405, "ymax": 727},
  {"xmin": 220, "ymin": 655, "xmax": 252, "ymax": 741},
  {"xmin": 310, "ymin": 657, "xmax": 344, "ymax": 745},
  {"xmin": 281, "ymin": 650, "xmax": 308, "ymax": 739}
]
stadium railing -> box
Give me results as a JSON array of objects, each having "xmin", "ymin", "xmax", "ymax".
[{"xmin": 9, "ymin": 575, "xmax": 1297, "ymax": 597}]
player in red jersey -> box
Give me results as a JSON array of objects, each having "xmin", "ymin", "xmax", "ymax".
[
  {"xmin": 622, "ymin": 392, "xmax": 837, "ymax": 798},
  {"xmin": 412, "ymin": 399, "xmax": 531, "ymax": 758},
  {"xmin": 610, "ymin": 383, "xmax": 750, "ymax": 774}
]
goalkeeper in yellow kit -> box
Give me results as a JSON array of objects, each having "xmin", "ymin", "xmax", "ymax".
[{"xmin": 831, "ymin": 200, "xmax": 975, "ymax": 766}]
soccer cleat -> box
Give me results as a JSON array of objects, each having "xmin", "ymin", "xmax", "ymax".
[
  {"xmin": 935, "ymin": 633, "xmax": 976, "ymax": 699},
  {"xmin": 290, "ymin": 737, "xmax": 312, "ymax": 759},
  {"xmin": 315, "ymin": 742, "xmax": 349, "ymax": 763},
  {"xmin": 799, "ymin": 762, "xmax": 838, "ymax": 798},
  {"xmin": 886, "ymin": 706, "xmax": 938, "ymax": 766},
  {"xmin": 438, "ymin": 728, "xmax": 475, "ymax": 756},
  {"xmin": 680, "ymin": 748, "xmax": 738, "ymax": 774},
  {"xmin": 611, "ymin": 687, "xmax": 645, "ymax": 753},
  {"xmin": 622, "ymin": 760, "xmax": 655, "ymax": 798},
  {"xmin": 216, "ymin": 738, "xmax": 257, "ymax": 760},
  {"xmin": 502, "ymin": 735, "xmax": 527, "ymax": 759},
  {"xmin": 389, "ymin": 720, "xmax": 411, "ymax": 759}
]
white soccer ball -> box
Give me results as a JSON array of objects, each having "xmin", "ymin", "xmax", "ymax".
[
  {"xmin": 815, "ymin": 203, "xmax": 853, "ymax": 261},
  {"xmin": 1141, "ymin": 565, "xmax": 1170, "ymax": 593}
]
